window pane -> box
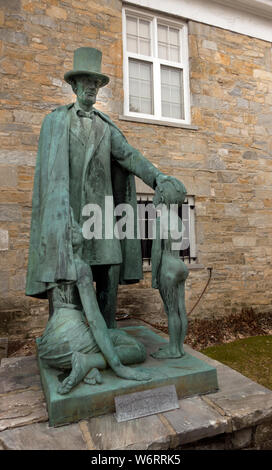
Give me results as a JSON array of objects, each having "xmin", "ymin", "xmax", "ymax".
[
  {"xmin": 130, "ymin": 78, "xmax": 140, "ymax": 97},
  {"xmin": 161, "ymin": 65, "xmax": 184, "ymax": 119},
  {"xmin": 139, "ymin": 19, "xmax": 150, "ymax": 39},
  {"xmin": 139, "ymin": 38, "xmax": 150, "ymax": 56},
  {"xmin": 158, "ymin": 43, "xmax": 168, "ymax": 60},
  {"xmin": 127, "ymin": 16, "xmax": 137, "ymax": 35},
  {"xmin": 157, "ymin": 24, "xmax": 181, "ymax": 62},
  {"xmin": 126, "ymin": 15, "xmax": 151, "ymax": 56},
  {"xmin": 170, "ymin": 68, "xmax": 181, "ymax": 86},
  {"xmin": 141, "ymin": 98, "xmax": 152, "ymax": 114},
  {"xmin": 170, "ymin": 45, "xmax": 179, "ymax": 62},
  {"xmin": 141, "ymin": 61, "xmax": 152, "ymax": 80},
  {"xmin": 171, "ymin": 104, "xmax": 182, "ymax": 119},
  {"xmin": 126, "ymin": 16, "xmax": 138, "ymax": 53},
  {"xmin": 161, "ymin": 84, "xmax": 170, "ymax": 101},
  {"xmin": 161, "ymin": 66, "xmax": 169, "ymax": 83},
  {"xmin": 139, "ymin": 20, "xmax": 151, "ymax": 55},
  {"xmin": 141, "ymin": 81, "xmax": 151, "ymax": 98},
  {"xmin": 158, "ymin": 24, "xmax": 168, "ymax": 60},
  {"xmin": 127, "ymin": 36, "xmax": 138, "ymax": 53},
  {"xmin": 129, "ymin": 59, "xmax": 140, "ymax": 78},
  {"xmin": 130, "ymin": 96, "xmax": 141, "ymax": 113},
  {"xmin": 162, "ymin": 102, "xmax": 170, "ymax": 117},
  {"xmin": 169, "ymin": 27, "xmax": 179, "ymax": 46},
  {"xmin": 129, "ymin": 59, "xmax": 153, "ymax": 114},
  {"xmin": 158, "ymin": 24, "xmax": 168, "ymax": 42}
]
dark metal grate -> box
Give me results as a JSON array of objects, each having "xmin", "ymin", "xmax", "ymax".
[{"xmin": 137, "ymin": 197, "xmax": 196, "ymax": 265}]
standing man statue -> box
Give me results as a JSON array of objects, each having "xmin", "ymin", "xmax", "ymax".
[{"xmin": 26, "ymin": 47, "xmax": 186, "ymax": 391}]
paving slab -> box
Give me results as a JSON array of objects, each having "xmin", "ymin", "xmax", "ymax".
[
  {"xmin": 86, "ymin": 412, "xmax": 172, "ymax": 450},
  {"xmin": 0, "ymin": 355, "xmax": 41, "ymax": 394},
  {"xmin": 38, "ymin": 326, "xmax": 218, "ymax": 427},
  {"xmin": 210, "ymin": 393, "xmax": 272, "ymax": 431},
  {"xmin": 161, "ymin": 396, "xmax": 231, "ymax": 446},
  {"xmin": 0, "ymin": 422, "xmax": 87, "ymax": 450},
  {"xmin": 1, "ymin": 319, "xmax": 272, "ymax": 449},
  {"xmin": 0, "ymin": 389, "xmax": 48, "ymax": 432}
]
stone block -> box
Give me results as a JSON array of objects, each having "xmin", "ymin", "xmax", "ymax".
[
  {"xmin": 46, "ymin": 6, "xmax": 67, "ymax": 20},
  {"xmin": 29, "ymin": 14, "xmax": 57, "ymax": 29},
  {"xmin": 229, "ymin": 86, "xmax": 242, "ymax": 97},
  {"xmin": 182, "ymin": 433, "xmax": 232, "ymax": 450},
  {"xmin": 0, "ymin": 422, "xmax": 87, "ymax": 450},
  {"xmin": 225, "ymin": 127, "xmax": 240, "ymax": 136},
  {"xmin": 0, "ymin": 356, "xmax": 41, "ymax": 394},
  {"xmin": 86, "ymin": 413, "xmax": 171, "ymax": 450},
  {"xmin": 180, "ymin": 136, "xmax": 208, "ymax": 154},
  {"xmin": 231, "ymin": 428, "xmax": 252, "ymax": 449},
  {"xmin": 188, "ymin": 21, "xmax": 211, "ymax": 38},
  {"xmin": 202, "ymin": 39, "xmax": 217, "ymax": 51},
  {"xmin": 9, "ymin": 272, "xmax": 26, "ymax": 291},
  {"xmin": 0, "ymin": 229, "xmax": 8, "ymax": 250},
  {"xmin": 0, "ymin": 272, "xmax": 9, "ymax": 294},
  {"xmin": 0, "ymin": 110, "xmax": 13, "ymax": 123},
  {"xmin": 243, "ymin": 150, "xmax": 258, "ymax": 160},
  {"xmin": 0, "ymin": 204, "xmax": 22, "ymax": 221},
  {"xmin": 0, "ymin": 29, "xmax": 27, "ymax": 46},
  {"xmin": 253, "ymin": 69, "xmax": 272, "ymax": 82},
  {"xmin": 207, "ymin": 155, "xmax": 226, "ymax": 170},
  {"xmin": 0, "ymin": 389, "xmax": 48, "ymax": 431},
  {"xmin": 232, "ymin": 236, "xmax": 256, "ymax": 247},
  {"xmin": 257, "ymin": 112, "xmax": 272, "ymax": 125},
  {"xmin": 192, "ymin": 94, "xmax": 229, "ymax": 111},
  {"xmin": 210, "ymin": 393, "xmax": 272, "ymax": 431},
  {"xmin": 254, "ymin": 420, "xmax": 272, "ymax": 450},
  {"xmin": 0, "ymin": 150, "xmax": 36, "ymax": 166},
  {"xmin": 0, "ymin": 166, "xmax": 17, "ymax": 187},
  {"xmin": 0, "ymin": 57, "xmax": 19, "ymax": 75},
  {"xmin": 162, "ymin": 396, "xmax": 230, "ymax": 446},
  {"xmin": 0, "ymin": 0, "xmax": 20, "ymax": 10},
  {"xmin": 13, "ymin": 110, "xmax": 43, "ymax": 125}
]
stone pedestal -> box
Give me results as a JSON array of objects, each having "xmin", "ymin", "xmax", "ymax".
[{"xmin": 37, "ymin": 326, "xmax": 218, "ymax": 427}]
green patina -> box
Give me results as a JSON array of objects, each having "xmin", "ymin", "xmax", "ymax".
[
  {"xmin": 38, "ymin": 326, "xmax": 218, "ymax": 427},
  {"xmin": 26, "ymin": 47, "xmax": 217, "ymax": 421}
]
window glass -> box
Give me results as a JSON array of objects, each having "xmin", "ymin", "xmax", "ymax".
[
  {"xmin": 129, "ymin": 59, "xmax": 153, "ymax": 114},
  {"xmin": 161, "ymin": 65, "xmax": 184, "ymax": 119},
  {"xmin": 126, "ymin": 16, "xmax": 151, "ymax": 56}
]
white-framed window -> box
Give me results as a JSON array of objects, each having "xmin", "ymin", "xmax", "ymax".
[{"xmin": 122, "ymin": 6, "xmax": 191, "ymax": 125}]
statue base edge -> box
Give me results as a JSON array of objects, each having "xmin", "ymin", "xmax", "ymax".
[{"xmin": 37, "ymin": 326, "xmax": 219, "ymax": 427}]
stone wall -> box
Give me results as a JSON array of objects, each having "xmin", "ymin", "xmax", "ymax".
[{"xmin": 0, "ymin": 0, "xmax": 272, "ymax": 340}]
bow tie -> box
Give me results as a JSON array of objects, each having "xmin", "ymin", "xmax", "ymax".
[{"xmin": 77, "ymin": 110, "xmax": 94, "ymax": 119}]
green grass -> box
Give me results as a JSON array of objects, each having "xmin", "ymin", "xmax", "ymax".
[{"xmin": 201, "ymin": 335, "xmax": 272, "ymax": 390}]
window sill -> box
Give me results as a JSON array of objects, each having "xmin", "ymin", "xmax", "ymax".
[{"xmin": 119, "ymin": 115, "xmax": 198, "ymax": 130}]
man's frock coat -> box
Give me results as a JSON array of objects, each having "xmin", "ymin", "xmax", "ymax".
[{"xmin": 26, "ymin": 104, "xmax": 161, "ymax": 298}]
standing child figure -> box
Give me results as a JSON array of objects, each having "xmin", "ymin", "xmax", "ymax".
[{"xmin": 151, "ymin": 179, "xmax": 189, "ymax": 359}]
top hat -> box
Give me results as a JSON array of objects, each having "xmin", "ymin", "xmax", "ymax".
[{"xmin": 64, "ymin": 47, "xmax": 110, "ymax": 87}]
